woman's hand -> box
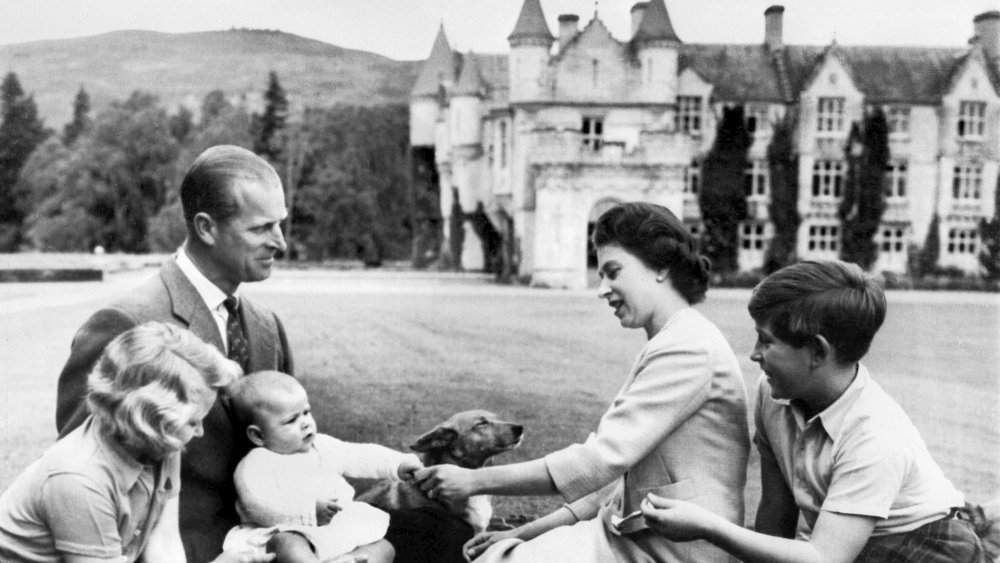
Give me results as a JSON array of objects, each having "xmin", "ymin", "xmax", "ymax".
[
  {"xmin": 413, "ymin": 465, "xmax": 477, "ymax": 503},
  {"xmin": 316, "ymin": 498, "xmax": 342, "ymax": 526},
  {"xmin": 463, "ymin": 529, "xmax": 519, "ymax": 561},
  {"xmin": 211, "ymin": 551, "xmax": 277, "ymax": 563},
  {"xmin": 640, "ymin": 493, "xmax": 715, "ymax": 542}
]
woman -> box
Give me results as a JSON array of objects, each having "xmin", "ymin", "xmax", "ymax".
[
  {"xmin": 415, "ymin": 202, "xmax": 751, "ymax": 562},
  {"xmin": 0, "ymin": 322, "xmax": 272, "ymax": 563}
]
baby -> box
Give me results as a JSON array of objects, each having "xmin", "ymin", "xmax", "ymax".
[{"xmin": 222, "ymin": 371, "xmax": 423, "ymax": 563}]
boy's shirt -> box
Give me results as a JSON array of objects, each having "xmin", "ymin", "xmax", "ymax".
[{"xmin": 754, "ymin": 364, "xmax": 964, "ymax": 539}]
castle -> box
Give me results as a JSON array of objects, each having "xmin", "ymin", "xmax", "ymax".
[{"xmin": 410, "ymin": 0, "xmax": 1000, "ymax": 288}]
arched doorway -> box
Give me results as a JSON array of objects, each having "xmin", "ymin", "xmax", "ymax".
[{"xmin": 587, "ymin": 198, "xmax": 622, "ymax": 268}]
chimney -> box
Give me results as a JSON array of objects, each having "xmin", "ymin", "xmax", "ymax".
[
  {"xmin": 558, "ymin": 14, "xmax": 580, "ymax": 52},
  {"xmin": 631, "ymin": 2, "xmax": 649, "ymax": 39},
  {"xmin": 765, "ymin": 5, "xmax": 784, "ymax": 51},
  {"xmin": 974, "ymin": 11, "xmax": 1000, "ymax": 61}
]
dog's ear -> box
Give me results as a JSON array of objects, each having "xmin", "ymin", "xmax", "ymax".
[{"xmin": 410, "ymin": 426, "xmax": 458, "ymax": 453}]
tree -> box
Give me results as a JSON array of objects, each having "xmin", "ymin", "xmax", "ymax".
[
  {"xmin": 913, "ymin": 213, "xmax": 941, "ymax": 277},
  {"xmin": 62, "ymin": 86, "xmax": 91, "ymax": 146},
  {"xmin": 763, "ymin": 111, "xmax": 800, "ymax": 273},
  {"xmin": 978, "ymin": 173, "xmax": 1000, "ymax": 281},
  {"xmin": 699, "ymin": 105, "xmax": 751, "ymax": 274},
  {"xmin": 169, "ymin": 106, "xmax": 194, "ymax": 143},
  {"xmin": 0, "ymin": 72, "xmax": 49, "ymax": 250},
  {"xmin": 253, "ymin": 71, "xmax": 289, "ymax": 162},
  {"xmin": 839, "ymin": 107, "xmax": 890, "ymax": 269}
]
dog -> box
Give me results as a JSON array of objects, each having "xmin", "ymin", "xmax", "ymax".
[{"xmin": 356, "ymin": 409, "xmax": 524, "ymax": 533}]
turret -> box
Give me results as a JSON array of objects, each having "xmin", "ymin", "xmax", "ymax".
[
  {"xmin": 507, "ymin": 0, "xmax": 553, "ymax": 103},
  {"xmin": 632, "ymin": 0, "xmax": 680, "ymax": 103},
  {"xmin": 451, "ymin": 54, "xmax": 485, "ymax": 147},
  {"xmin": 410, "ymin": 23, "xmax": 455, "ymax": 146}
]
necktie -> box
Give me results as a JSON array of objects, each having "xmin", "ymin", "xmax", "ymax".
[{"xmin": 223, "ymin": 296, "xmax": 250, "ymax": 372}]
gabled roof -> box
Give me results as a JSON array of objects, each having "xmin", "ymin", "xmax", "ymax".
[
  {"xmin": 679, "ymin": 44, "xmax": 783, "ymax": 101},
  {"xmin": 412, "ymin": 23, "xmax": 459, "ymax": 97},
  {"xmin": 507, "ymin": 0, "xmax": 553, "ymax": 44},
  {"xmin": 454, "ymin": 52, "xmax": 485, "ymax": 96},
  {"xmin": 632, "ymin": 0, "xmax": 681, "ymax": 44}
]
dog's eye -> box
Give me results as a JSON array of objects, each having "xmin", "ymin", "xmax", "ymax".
[{"xmin": 474, "ymin": 420, "xmax": 489, "ymax": 428}]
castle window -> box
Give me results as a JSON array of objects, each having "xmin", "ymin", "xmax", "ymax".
[
  {"xmin": 886, "ymin": 106, "xmax": 910, "ymax": 136},
  {"xmin": 739, "ymin": 221, "xmax": 768, "ymax": 250},
  {"xmin": 744, "ymin": 160, "xmax": 770, "ymax": 198},
  {"xmin": 885, "ymin": 161, "xmax": 907, "ymax": 199},
  {"xmin": 957, "ymin": 101, "xmax": 986, "ymax": 139},
  {"xmin": 878, "ymin": 225, "xmax": 907, "ymax": 254},
  {"xmin": 499, "ymin": 120, "xmax": 508, "ymax": 168},
  {"xmin": 811, "ymin": 160, "xmax": 845, "ymax": 199},
  {"xmin": 816, "ymin": 97, "xmax": 845, "ymax": 133},
  {"xmin": 946, "ymin": 227, "xmax": 980, "ymax": 255},
  {"xmin": 745, "ymin": 105, "xmax": 770, "ymax": 135},
  {"xmin": 582, "ymin": 117, "xmax": 603, "ymax": 152},
  {"xmin": 952, "ymin": 163, "xmax": 982, "ymax": 200},
  {"xmin": 683, "ymin": 159, "xmax": 701, "ymax": 195},
  {"xmin": 807, "ymin": 223, "xmax": 840, "ymax": 255},
  {"xmin": 677, "ymin": 96, "xmax": 702, "ymax": 135}
]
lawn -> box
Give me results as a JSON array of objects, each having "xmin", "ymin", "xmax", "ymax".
[{"xmin": 2, "ymin": 268, "xmax": 998, "ymax": 527}]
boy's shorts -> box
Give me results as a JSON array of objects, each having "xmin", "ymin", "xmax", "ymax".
[{"xmin": 855, "ymin": 512, "xmax": 987, "ymax": 563}]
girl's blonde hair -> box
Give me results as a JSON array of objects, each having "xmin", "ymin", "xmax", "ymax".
[{"xmin": 86, "ymin": 322, "xmax": 240, "ymax": 460}]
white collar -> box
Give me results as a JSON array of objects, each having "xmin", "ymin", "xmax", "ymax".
[{"xmin": 176, "ymin": 246, "xmax": 234, "ymax": 311}]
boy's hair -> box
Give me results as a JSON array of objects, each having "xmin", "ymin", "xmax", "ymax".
[
  {"xmin": 748, "ymin": 259, "xmax": 886, "ymax": 364},
  {"xmin": 87, "ymin": 322, "xmax": 240, "ymax": 460},
  {"xmin": 229, "ymin": 370, "xmax": 303, "ymax": 430},
  {"xmin": 592, "ymin": 201, "xmax": 712, "ymax": 304}
]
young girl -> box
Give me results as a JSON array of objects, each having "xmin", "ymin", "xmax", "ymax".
[
  {"xmin": 223, "ymin": 371, "xmax": 423, "ymax": 563},
  {"xmin": 0, "ymin": 322, "xmax": 270, "ymax": 563}
]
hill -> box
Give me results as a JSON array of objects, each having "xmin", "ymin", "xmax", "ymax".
[{"xmin": 0, "ymin": 29, "xmax": 423, "ymax": 128}]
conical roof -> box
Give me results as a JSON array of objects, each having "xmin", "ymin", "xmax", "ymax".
[
  {"xmin": 507, "ymin": 0, "xmax": 553, "ymax": 44},
  {"xmin": 454, "ymin": 53, "xmax": 485, "ymax": 96},
  {"xmin": 633, "ymin": 0, "xmax": 681, "ymax": 44},
  {"xmin": 412, "ymin": 23, "xmax": 456, "ymax": 97}
]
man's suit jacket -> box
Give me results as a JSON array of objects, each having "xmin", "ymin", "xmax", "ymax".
[{"xmin": 55, "ymin": 256, "xmax": 293, "ymax": 562}]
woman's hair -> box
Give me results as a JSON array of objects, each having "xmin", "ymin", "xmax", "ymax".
[
  {"xmin": 748, "ymin": 259, "xmax": 886, "ymax": 364},
  {"xmin": 86, "ymin": 322, "xmax": 241, "ymax": 460},
  {"xmin": 592, "ymin": 201, "xmax": 712, "ymax": 304}
]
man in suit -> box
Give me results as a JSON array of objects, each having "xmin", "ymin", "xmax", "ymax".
[{"xmin": 55, "ymin": 144, "xmax": 294, "ymax": 562}]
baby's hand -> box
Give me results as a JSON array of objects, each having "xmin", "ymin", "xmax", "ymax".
[
  {"xmin": 397, "ymin": 456, "xmax": 424, "ymax": 482},
  {"xmin": 316, "ymin": 498, "xmax": 342, "ymax": 526}
]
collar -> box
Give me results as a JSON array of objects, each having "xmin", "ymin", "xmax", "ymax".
[
  {"xmin": 785, "ymin": 363, "xmax": 869, "ymax": 443},
  {"xmin": 88, "ymin": 417, "xmax": 149, "ymax": 491},
  {"xmin": 176, "ymin": 246, "xmax": 235, "ymax": 310}
]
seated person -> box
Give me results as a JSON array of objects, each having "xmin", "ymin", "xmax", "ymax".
[
  {"xmin": 639, "ymin": 259, "xmax": 986, "ymax": 563},
  {"xmin": 223, "ymin": 371, "xmax": 423, "ymax": 563}
]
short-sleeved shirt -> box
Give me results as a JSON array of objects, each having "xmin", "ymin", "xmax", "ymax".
[
  {"xmin": 754, "ymin": 364, "xmax": 964, "ymax": 539},
  {"xmin": 0, "ymin": 417, "xmax": 180, "ymax": 562}
]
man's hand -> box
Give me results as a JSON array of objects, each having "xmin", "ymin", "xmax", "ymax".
[
  {"xmin": 463, "ymin": 529, "xmax": 519, "ymax": 561},
  {"xmin": 316, "ymin": 498, "xmax": 342, "ymax": 526},
  {"xmin": 413, "ymin": 465, "xmax": 477, "ymax": 504},
  {"xmin": 397, "ymin": 457, "xmax": 424, "ymax": 482},
  {"xmin": 640, "ymin": 494, "xmax": 716, "ymax": 542}
]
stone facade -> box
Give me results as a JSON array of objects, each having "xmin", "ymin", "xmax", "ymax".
[{"xmin": 411, "ymin": 0, "xmax": 1000, "ymax": 288}]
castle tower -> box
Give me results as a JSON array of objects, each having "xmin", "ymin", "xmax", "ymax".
[
  {"xmin": 410, "ymin": 23, "xmax": 454, "ymax": 147},
  {"xmin": 632, "ymin": 0, "xmax": 680, "ymax": 104},
  {"xmin": 507, "ymin": 0, "xmax": 554, "ymax": 103},
  {"xmin": 451, "ymin": 54, "xmax": 485, "ymax": 148}
]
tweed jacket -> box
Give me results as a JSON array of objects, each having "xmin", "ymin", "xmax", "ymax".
[
  {"xmin": 54, "ymin": 256, "xmax": 293, "ymax": 562},
  {"xmin": 544, "ymin": 307, "xmax": 750, "ymax": 562}
]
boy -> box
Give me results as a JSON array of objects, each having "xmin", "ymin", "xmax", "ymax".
[
  {"xmin": 639, "ymin": 259, "xmax": 985, "ymax": 562},
  {"xmin": 222, "ymin": 371, "xmax": 423, "ymax": 563}
]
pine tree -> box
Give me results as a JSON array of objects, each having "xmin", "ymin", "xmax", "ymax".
[
  {"xmin": 699, "ymin": 105, "xmax": 751, "ymax": 274},
  {"xmin": 915, "ymin": 213, "xmax": 941, "ymax": 277},
  {"xmin": 62, "ymin": 86, "xmax": 91, "ymax": 146},
  {"xmin": 253, "ymin": 71, "xmax": 289, "ymax": 162},
  {"xmin": 763, "ymin": 111, "xmax": 800, "ymax": 273},
  {"xmin": 839, "ymin": 107, "xmax": 890, "ymax": 269},
  {"xmin": 0, "ymin": 72, "xmax": 49, "ymax": 250}
]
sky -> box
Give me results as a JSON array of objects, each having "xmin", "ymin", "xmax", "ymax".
[{"xmin": 2, "ymin": 0, "xmax": 999, "ymax": 61}]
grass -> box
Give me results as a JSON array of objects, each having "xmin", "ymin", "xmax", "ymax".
[{"xmin": 2, "ymin": 269, "xmax": 998, "ymax": 526}]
